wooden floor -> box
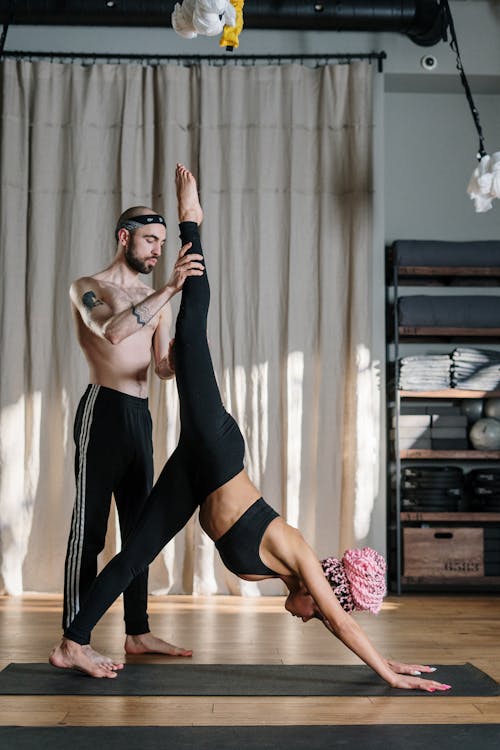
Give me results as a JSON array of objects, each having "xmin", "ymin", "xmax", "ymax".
[{"xmin": 1, "ymin": 592, "xmax": 500, "ymax": 726}]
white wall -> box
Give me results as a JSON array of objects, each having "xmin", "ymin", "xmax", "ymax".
[
  {"xmin": 5, "ymin": 1, "xmax": 500, "ymax": 557},
  {"xmin": 385, "ymin": 90, "xmax": 500, "ymax": 242}
]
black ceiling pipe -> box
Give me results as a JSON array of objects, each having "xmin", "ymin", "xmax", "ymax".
[
  {"xmin": 246, "ymin": 1, "xmax": 442, "ymax": 36},
  {"xmin": 0, "ymin": 0, "xmax": 447, "ymax": 46}
]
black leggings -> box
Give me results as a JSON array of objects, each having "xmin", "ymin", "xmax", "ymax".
[{"xmin": 65, "ymin": 222, "xmax": 245, "ymax": 644}]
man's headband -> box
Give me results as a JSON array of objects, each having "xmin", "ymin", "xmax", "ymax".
[{"xmin": 115, "ymin": 214, "xmax": 166, "ymax": 241}]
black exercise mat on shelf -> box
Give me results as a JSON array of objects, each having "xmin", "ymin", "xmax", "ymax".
[
  {"xmin": 0, "ymin": 662, "xmax": 498, "ymax": 697},
  {"xmin": 468, "ymin": 470, "xmax": 500, "ymax": 480},
  {"xmin": 403, "ymin": 489, "xmax": 463, "ymax": 498},
  {"xmin": 2, "ymin": 725, "xmax": 500, "ymax": 750},
  {"xmin": 402, "ymin": 505, "xmax": 460, "ymax": 512},
  {"xmin": 402, "ymin": 504, "xmax": 460, "ymax": 511},
  {"xmin": 402, "ymin": 499, "xmax": 460, "ymax": 508},
  {"xmin": 392, "ymin": 239, "xmax": 500, "ymax": 268},
  {"xmin": 398, "ymin": 295, "xmax": 500, "ymax": 328},
  {"xmin": 402, "ymin": 499, "xmax": 461, "ymax": 506},
  {"xmin": 403, "ymin": 480, "xmax": 464, "ymax": 488},
  {"xmin": 402, "ymin": 499, "xmax": 461, "ymax": 507},
  {"xmin": 404, "ymin": 468, "xmax": 463, "ymax": 478},
  {"xmin": 403, "ymin": 488, "xmax": 464, "ymax": 494}
]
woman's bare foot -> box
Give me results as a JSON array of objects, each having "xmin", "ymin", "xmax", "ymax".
[
  {"xmin": 124, "ymin": 632, "xmax": 193, "ymax": 657},
  {"xmin": 176, "ymin": 163, "xmax": 203, "ymax": 225},
  {"xmin": 49, "ymin": 638, "xmax": 121, "ymax": 678},
  {"xmin": 82, "ymin": 644, "xmax": 124, "ymax": 670}
]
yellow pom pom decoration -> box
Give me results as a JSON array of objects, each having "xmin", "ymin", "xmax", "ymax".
[{"xmin": 220, "ymin": 0, "xmax": 244, "ymax": 50}]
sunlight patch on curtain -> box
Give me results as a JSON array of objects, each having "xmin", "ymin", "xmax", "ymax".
[
  {"xmin": 285, "ymin": 351, "xmax": 304, "ymax": 530},
  {"xmin": 0, "ymin": 392, "xmax": 41, "ymax": 594},
  {"xmin": 153, "ymin": 376, "xmax": 181, "ymax": 595},
  {"xmin": 353, "ymin": 344, "xmax": 381, "ymax": 542}
]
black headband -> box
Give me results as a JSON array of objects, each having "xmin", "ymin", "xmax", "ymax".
[{"xmin": 115, "ymin": 214, "xmax": 166, "ymax": 241}]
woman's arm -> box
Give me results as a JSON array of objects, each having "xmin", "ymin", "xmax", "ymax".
[{"xmin": 271, "ymin": 526, "xmax": 450, "ymax": 692}]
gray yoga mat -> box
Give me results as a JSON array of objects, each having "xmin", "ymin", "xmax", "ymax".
[
  {"xmin": 1, "ymin": 725, "xmax": 500, "ymax": 750},
  {"xmin": 0, "ymin": 662, "xmax": 497, "ymax": 696},
  {"xmin": 392, "ymin": 239, "xmax": 500, "ymax": 268}
]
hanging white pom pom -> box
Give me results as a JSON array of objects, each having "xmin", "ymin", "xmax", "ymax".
[
  {"xmin": 223, "ymin": 2, "xmax": 236, "ymax": 26},
  {"xmin": 171, "ymin": 0, "xmax": 198, "ymax": 38},
  {"xmin": 490, "ymin": 152, "xmax": 500, "ymax": 196},
  {"xmin": 197, "ymin": 0, "xmax": 228, "ymax": 13},
  {"xmin": 467, "ymin": 151, "xmax": 500, "ymax": 213},
  {"xmin": 193, "ymin": 5, "xmax": 224, "ymax": 36},
  {"xmin": 172, "ymin": 0, "xmax": 238, "ymax": 40}
]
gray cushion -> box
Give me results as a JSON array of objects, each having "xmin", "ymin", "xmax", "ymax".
[
  {"xmin": 393, "ymin": 240, "xmax": 500, "ymax": 267},
  {"xmin": 398, "ymin": 295, "xmax": 500, "ymax": 326}
]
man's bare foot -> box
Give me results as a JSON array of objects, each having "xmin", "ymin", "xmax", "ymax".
[
  {"xmin": 49, "ymin": 638, "xmax": 121, "ymax": 678},
  {"xmin": 176, "ymin": 163, "xmax": 203, "ymax": 225},
  {"xmin": 124, "ymin": 632, "xmax": 193, "ymax": 657},
  {"xmin": 82, "ymin": 644, "xmax": 124, "ymax": 671}
]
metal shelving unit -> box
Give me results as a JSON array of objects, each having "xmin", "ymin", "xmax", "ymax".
[{"xmin": 386, "ymin": 250, "xmax": 500, "ymax": 594}]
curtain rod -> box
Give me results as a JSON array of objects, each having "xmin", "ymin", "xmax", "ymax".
[{"xmin": 1, "ymin": 51, "xmax": 387, "ymax": 72}]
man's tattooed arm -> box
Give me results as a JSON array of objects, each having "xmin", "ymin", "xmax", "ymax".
[
  {"xmin": 82, "ymin": 291, "xmax": 104, "ymax": 310},
  {"xmin": 132, "ymin": 302, "xmax": 155, "ymax": 327}
]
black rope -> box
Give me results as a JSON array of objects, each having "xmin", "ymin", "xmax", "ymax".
[
  {"xmin": 442, "ymin": 0, "xmax": 487, "ymax": 159},
  {"xmin": 0, "ymin": 50, "xmax": 386, "ymax": 71},
  {"xmin": 0, "ymin": 0, "xmax": 17, "ymax": 56},
  {"xmin": 0, "ymin": 24, "xmax": 8, "ymax": 55}
]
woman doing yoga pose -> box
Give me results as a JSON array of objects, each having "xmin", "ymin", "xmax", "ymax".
[{"xmin": 50, "ymin": 165, "xmax": 451, "ymax": 693}]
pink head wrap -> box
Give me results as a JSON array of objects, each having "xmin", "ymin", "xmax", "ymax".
[{"xmin": 320, "ymin": 547, "xmax": 387, "ymax": 614}]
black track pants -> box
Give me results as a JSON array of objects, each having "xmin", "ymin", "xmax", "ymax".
[{"xmin": 63, "ymin": 385, "xmax": 153, "ymax": 642}]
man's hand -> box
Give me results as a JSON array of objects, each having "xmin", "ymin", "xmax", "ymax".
[
  {"xmin": 165, "ymin": 242, "xmax": 204, "ymax": 294},
  {"xmin": 166, "ymin": 338, "xmax": 175, "ymax": 374},
  {"xmin": 155, "ymin": 338, "xmax": 176, "ymax": 380}
]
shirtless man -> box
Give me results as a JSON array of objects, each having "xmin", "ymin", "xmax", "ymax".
[{"xmin": 62, "ymin": 204, "xmax": 204, "ymax": 669}]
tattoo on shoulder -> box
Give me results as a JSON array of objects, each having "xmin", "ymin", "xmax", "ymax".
[{"xmin": 82, "ymin": 291, "xmax": 104, "ymax": 310}]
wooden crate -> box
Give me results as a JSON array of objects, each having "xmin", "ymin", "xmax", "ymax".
[{"xmin": 403, "ymin": 527, "xmax": 484, "ymax": 578}]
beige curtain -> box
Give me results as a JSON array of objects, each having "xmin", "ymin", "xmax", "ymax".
[{"xmin": 0, "ymin": 58, "xmax": 377, "ymax": 597}]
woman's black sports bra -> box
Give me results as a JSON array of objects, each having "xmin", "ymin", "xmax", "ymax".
[{"xmin": 214, "ymin": 497, "xmax": 279, "ymax": 576}]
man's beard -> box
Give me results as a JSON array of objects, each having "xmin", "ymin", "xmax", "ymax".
[{"xmin": 125, "ymin": 240, "xmax": 153, "ymax": 275}]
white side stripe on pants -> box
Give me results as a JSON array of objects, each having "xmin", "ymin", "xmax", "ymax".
[{"xmin": 64, "ymin": 384, "xmax": 100, "ymax": 628}]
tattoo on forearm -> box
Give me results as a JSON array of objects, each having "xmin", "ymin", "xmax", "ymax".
[
  {"xmin": 132, "ymin": 303, "xmax": 153, "ymax": 327},
  {"xmin": 82, "ymin": 291, "xmax": 104, "ymax": 310}
]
